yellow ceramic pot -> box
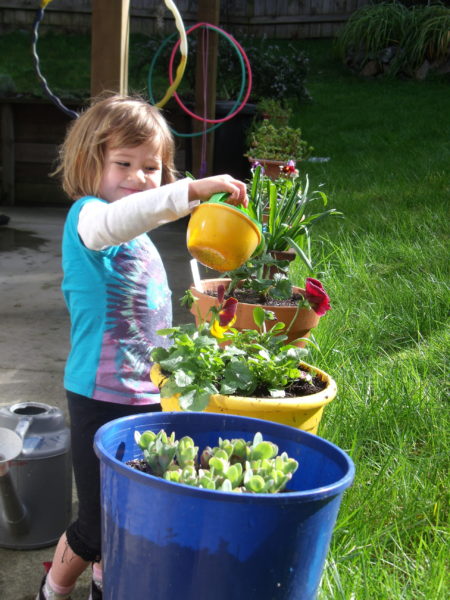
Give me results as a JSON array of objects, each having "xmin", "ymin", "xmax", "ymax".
[
  {"xmin": 150, "ymin": 362, "xmax": 336, "ymax": 435},
  {"xmin": 186, "ymin": 198, "xmax": 262, "ymax": 272}
]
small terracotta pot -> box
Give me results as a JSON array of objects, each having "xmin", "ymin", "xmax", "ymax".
[
  {"xmin": 151, "ymin": 362, "xmax": 337, "ymax": 435},
  {"xmin": 189, "ymin": 278, "xmax": 320, "ymax": 347},
  {"xmin": 267, "ymin": 249, "xmax": 297, "ymax": 278},
  {"xmin": 248, "ymin": 157, "xmax": 286, "ymax": 180}
]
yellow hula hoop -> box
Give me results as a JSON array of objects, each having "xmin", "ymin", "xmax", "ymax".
[{"xmin": 155, "ymin": 0, "xmax": 188, "ymax": 108}]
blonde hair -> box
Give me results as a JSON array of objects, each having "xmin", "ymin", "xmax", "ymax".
[{"xmin": 54, "ymin": 94, "xmax": 177, "ymax": 199}]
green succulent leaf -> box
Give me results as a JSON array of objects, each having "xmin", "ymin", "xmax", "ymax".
[
  {"xmin": 220, "ymin": 479, "xmax": 233, "ymax": 492},
  {"xmin": 225, "ymin": 463, "xmax": 244, "ymax": 487},
  {"xmin": 136, "ymin": 430, "xmax": 157, "ymax": 450},
  {"xmin": 245, "ymin": 475, "xmax": 266, "ymax": 493},
  {"xmin": 164, "ymin": 470, "xmax": 181, "ymax": 483},
  {"xmin": 209, "ymin": 456, "xmax": 229, "ymax": 474},
  {"xmin": 250, "ymin": 442, "xmax": 278, "ymax": 460},
  {"xmin": 231, "ymin": 438, "xmax": 249, "ymax": 460},
  {"xmin": 198, "ymin": 476, "xmax": 216, "ymax": 490}
]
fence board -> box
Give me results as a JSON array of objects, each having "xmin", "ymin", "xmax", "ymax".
[
  {"xmin": 1, "ymin": 103, "xmax": 14, "ymax": 205},
  {"xmin": 0, "ymin": 0, "xmax": 371, "ymax": 38},
  {"xmin": 15, "ymin": 142, "xmax": 59, "ymax": 164}
]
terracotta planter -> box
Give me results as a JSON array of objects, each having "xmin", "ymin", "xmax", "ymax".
[
  {"xmin": 248, "ymin": 157, "xmax": 286, "ymax": 180},
  {"xmin": 151, "ymin": 362, "xmax": 337, "ymax": 434},
  {"xmin": 189, "ymin": 278, "xmax": 320, "ymax": 346}
]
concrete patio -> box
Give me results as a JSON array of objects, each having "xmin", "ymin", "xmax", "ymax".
[{"xmin": 0, "ymin": 204, "xmax": 204, "ymax": 599}]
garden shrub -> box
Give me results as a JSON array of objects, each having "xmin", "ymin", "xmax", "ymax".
[{"xmin": 336, "ymin": 1, "xmax": 450, "ymax": 79}]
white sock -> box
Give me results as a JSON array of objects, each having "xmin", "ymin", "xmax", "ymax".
[
  {"xmin": 42, "ymin": 570, "xmax": 74, "ymax": 599},
  {"xmin": 92, "ymin": 562, "xmax": 103, "ymax": 591}
]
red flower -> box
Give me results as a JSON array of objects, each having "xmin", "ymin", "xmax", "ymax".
[
  {"xmin": 217, "ymin": 284, "xmax": 225, "ymax": 304},
  {"xmin": 219, "ymin": 297, "xmax": 238, "ymax": 326},
  {"xmin": 210, "ymin": 297, "xmax": 238, "ymax": 339},
  {"xmin": 281, "ymin": 160, "xmax": 299, "ymax": 177},
  {"xmin": 304, "ymin": 278, "xmax": 331, "ymax": 316}
]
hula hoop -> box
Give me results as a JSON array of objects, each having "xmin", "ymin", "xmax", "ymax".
[
  {"xmin": 154, "ymin": 0, "xmax": 188, "ymax": 108},
  {"xmin": 31, "ymin": 0, "xmax": 187, "ymax": 117},
  {"xmin": 32, "ymin": 1, "xmax": 79, "ymax": 119},
  {"xmin": 169, "ymin": 22, "xmax": 252, "ymax": 124},
  {"xmin": 148, "ymin": 27, "xmax": 247, "ymax": 137}
]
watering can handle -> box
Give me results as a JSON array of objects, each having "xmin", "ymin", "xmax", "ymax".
[
  {"xmin": 15, "ymin": 417, "xmax": 32, "ymax": 440},
  {"xmin": 208, "ymin": 192, "xmax": 230, "ymax": 204}
]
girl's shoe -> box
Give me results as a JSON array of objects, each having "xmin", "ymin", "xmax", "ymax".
[
  {"xmin": 36, "ymin": 575, "xmax": 47, "ymax": 600},
  {"xmin": 36, "ymin": 574, "xmax": 72, "ymax": 600},
  {"xmin": 88, "ymin": 578, "xmax": 103, "ymax": 600}
]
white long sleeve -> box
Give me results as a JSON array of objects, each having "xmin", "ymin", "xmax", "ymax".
[{"xmin": 78, "ymin": 178, "xmax": 198, "ymax": 250}]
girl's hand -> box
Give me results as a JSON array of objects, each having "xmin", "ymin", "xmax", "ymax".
[{"xmin": 188, "ymin": 175, "xmax": 248, "ymax": 208}]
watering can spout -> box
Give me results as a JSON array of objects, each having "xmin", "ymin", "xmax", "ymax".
[{"xmin": 0, "ymin": 427, "xmax": 30, "ymax": 536}]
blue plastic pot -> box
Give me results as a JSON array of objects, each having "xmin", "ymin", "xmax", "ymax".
[{"xmin": 94, "ymin": 412, "xmax": 354, "ymax": 600}]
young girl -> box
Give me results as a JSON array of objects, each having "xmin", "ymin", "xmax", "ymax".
[{"xmin": 36, "ymin": 94, "xmax": 248, "ymax": 600}]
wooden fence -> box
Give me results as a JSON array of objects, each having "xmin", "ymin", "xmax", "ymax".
[{"xmin": 1, "ymin": 0, "xmax": 370, "ymax": 39}]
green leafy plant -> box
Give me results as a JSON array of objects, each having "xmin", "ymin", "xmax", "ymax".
[
  {"xmin": 134, "ymin": 429, "xmax": 299, "ymax": 494},
  {"xmin": 220, "ymin": 35, "xmax": 311, "ymax": 102},
  {"xmin": 223, "ymin": 166, "xmax": 341, "ymax": 301},
  {"xmin": 151, "ymin": 286, "xmax": 330, "ymax": 411},
  {"xmin": 247, "ymin": 165, "xmax": 341, "ymax": 264},
  {"xmin": 246, "ymin": 119, "xmax": 313, "ymax": 163},
  {"xmin": 256, "ymin": 98, "xmax": 292, "ymax": 126},
  {"xmin": 224, "ymin": 254, "xmax": 296, "ymax": 300}
]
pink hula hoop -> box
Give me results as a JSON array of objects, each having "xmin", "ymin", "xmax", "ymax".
[{"xmin": 169, "ymin": 22, "xmax": 252, "ymax": 124}]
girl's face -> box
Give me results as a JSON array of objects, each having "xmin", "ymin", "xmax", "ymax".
[{"xmin": 98, "ymin": 141, "xmax": 163, "ymax": 202}]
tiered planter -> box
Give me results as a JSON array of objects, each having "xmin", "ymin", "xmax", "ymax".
[
  {"xmin": 189, "ymin": 278, "xmax": 321, "ymax": 346},
  {"xmin": 151, "ymin": 362, "xmax": 337, "ymax": 434}
]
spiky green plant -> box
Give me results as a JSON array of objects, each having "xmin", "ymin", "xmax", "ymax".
[
  {"xmin": 336, "ymin": 2, "xmax": 411, "ymax": 60},
  {"xmin": 400, "ymin": 4, "xmax": 450, "ymax": 71},
  {"xmin": 336, "ymin": 1, "xmax": 450, "ymax": 77}
]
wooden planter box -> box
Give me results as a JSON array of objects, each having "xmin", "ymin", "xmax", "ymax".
[
  {"xmin": 0, "ymin": 97, "xmax": 192, "ymax": 206},
  {"xmin": 0, "ymin": 98, "xmax": 76, "ymax": 205}
]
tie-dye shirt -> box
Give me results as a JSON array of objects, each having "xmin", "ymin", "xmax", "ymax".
[{"xmin": 62, "ymin": 196, "xmax": 174, "ymax": 405}]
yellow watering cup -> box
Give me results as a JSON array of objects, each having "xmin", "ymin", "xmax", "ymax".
[{"xmin": 186, "ymin": 193, "xmax": 262, "ymax": 272}]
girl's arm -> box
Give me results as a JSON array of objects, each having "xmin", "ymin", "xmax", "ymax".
[
  {"xmin": 78, "ymin": 175, "xmax": 248, "ymax": 251},
  {"xmin": 187, "ymin": 174, "xmax": 248, "ymax": 207},
  {"xmin": 78, "ymin": 179, "xmax": 191, "ymax": 250}
]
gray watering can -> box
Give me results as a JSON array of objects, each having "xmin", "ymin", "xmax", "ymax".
[{"xmin": 0, "ymin": 402, "xmax": 72, "ymax": 549}]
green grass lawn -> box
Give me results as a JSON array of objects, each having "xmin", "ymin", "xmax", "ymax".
[
  {"xmin": 1, "ymin": 29, "xmax": 448, "ymax": 600},
  {"xmin": 0, "ymin": 30, "xmax": 162, "ymax": 98},
  {"xmin": 288, "ymin": 39, "xmax": 449, "ymax": 600}
]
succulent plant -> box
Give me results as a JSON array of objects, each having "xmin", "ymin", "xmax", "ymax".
[{"xmin": 134, "ymin": 430, "xmax": 299, "ymax": 494}]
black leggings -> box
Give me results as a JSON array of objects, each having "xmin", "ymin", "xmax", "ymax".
[{"xmin": 65, "ymin": 391, "xmax": 161, "ymax": 562}]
